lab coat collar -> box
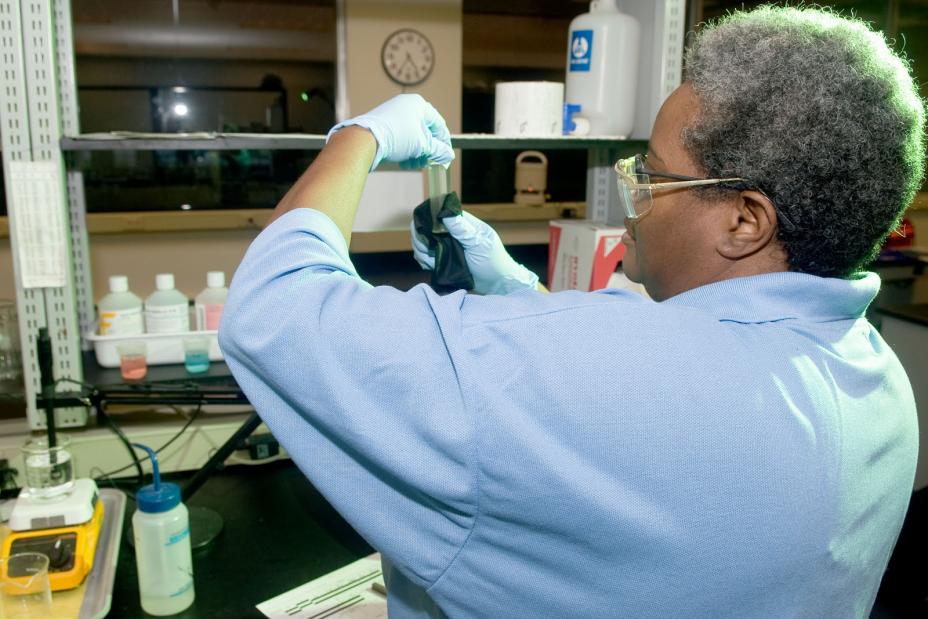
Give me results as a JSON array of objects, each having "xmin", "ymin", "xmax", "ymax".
[{"xmin": 661, "ymin": 271, "xmax": 880, "ymax": 324}]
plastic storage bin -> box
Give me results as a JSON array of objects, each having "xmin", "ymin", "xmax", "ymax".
[{"xmin": 85, "ymin": 330, "xmax": 222, "ymax": 368}]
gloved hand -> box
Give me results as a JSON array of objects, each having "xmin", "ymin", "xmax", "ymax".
[
  {"xmin": 326, "ymin": 94, "xmax": 454, "ymax": 171},
  {"xmin": 411, "ymin": 211, "xmax": 540, "ymax": 295}
]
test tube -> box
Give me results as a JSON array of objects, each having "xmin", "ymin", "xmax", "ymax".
[{"xmin": 427, "ymin": 164, "xmax": 451, "ymax": 233}]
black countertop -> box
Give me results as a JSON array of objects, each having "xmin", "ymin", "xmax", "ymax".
[
  {"xmin": 81, "ymin": 351, "xmax": 239, "ymax": 389},
  {"xmin": 108, "ymin": 459, "xmax": 372, "ymax": 618}
]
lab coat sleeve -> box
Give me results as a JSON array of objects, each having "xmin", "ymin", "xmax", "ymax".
[{"xmin": 219, "ymin": 208, "xmax": 475, "ymax": 590}]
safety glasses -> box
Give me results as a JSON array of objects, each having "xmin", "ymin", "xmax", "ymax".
[{"xmin": 614, "ymin": 155, "xmax": 751, "ymax": 221}]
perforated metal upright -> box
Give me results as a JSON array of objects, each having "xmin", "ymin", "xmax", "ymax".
[
  {"xmin": 1, "ymin": 0, "xmax": 89, "ymax": 428},
  {"xmin": 586, "ymin": 147, "xmax": 624, "ymax": 225}
]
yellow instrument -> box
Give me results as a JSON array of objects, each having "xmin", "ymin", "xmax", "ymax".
[{"xmin": 1, "ymin": 480, "xmax": 104, "ymax": 591}]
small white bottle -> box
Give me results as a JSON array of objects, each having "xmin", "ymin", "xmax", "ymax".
[
  {"xmin": 98, "ymin": 275, "xmax": 144, "ymax": 336},
  {"xmin": 195, "ymin": 271, "xmax": 228, "ymax": 331},
  {"xmin": 131, "ymin": 443, "xmax": 195, "ymax": 616},
  {"xmin": 145, "ymin": 274, "xmax": 190, "ymax": 334}
]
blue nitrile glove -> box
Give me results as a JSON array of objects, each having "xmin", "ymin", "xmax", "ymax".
[
  {"xmin": 411, "ymin": 211, "xmax": 540, "ymax": 295},
  {"xmin": 326, "ymin": 94, "xmax": 454, "ymax": 172}
]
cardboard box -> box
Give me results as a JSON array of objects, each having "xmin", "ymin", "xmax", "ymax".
[{"xmin": 548, "ymin": 220, "xmax": 627, "ymax": 292}]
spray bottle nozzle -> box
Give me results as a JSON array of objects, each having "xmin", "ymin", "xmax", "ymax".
[
  {"xmin": 132, "ymin": 443, "xmax": 160, "ymax": 490},
  {"xmin": 133, "ymin": 443, "xmax": 181, "ymax": 513}
]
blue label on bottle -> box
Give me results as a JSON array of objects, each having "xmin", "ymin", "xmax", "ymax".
[
  {"xmin": 170, "ymin": 579, "xmax": 194, "ymax": 597},
  {"xmin": 569, "ymin": 30, "xmax": 593, "ymax": 72},
  {"xmin": 166, "ymin": 527, "xmax": 190, "ymax": 546}
]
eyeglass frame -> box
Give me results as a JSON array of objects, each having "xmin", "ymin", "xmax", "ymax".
[{"xmin": 614, "ymin": 155, "xmax": 793, "ymax": 228}]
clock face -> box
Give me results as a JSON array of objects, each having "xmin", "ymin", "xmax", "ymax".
[{"xmin": 381, "ymin": 29, "xmax": 434, "ymax": 87}]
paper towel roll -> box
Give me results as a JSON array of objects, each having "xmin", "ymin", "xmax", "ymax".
[{"xmin": 494, "ymin": 82, "xmax": 564, "ymax": 137}]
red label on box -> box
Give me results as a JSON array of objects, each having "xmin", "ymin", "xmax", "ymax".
[
  {"xmin": 590, "ymin": 236, "xmax": 626, "ymax": 290},
  {"xmin": 548, "ymin": 224, "xmax": 562, "ymax": 287}
]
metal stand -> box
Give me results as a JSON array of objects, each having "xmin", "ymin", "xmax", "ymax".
[
  {"xmin": 181, "ymin": 411, "xmax": 262, "ymax": 502},
  {"xmin": 181, "ymin": 412, "xmax": 262, "ymax": 548}
]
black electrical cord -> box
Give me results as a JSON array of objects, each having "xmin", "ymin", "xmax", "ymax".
[
  {"xmin": 53, "ymin": 377, "xmax": 145, "ymax": 484},
  {"xmin": 44, "ymin": 376, "xmax": 217, "ymax": 501},
  {"xmin": 104, "ymin": 413, "xmax": 145, "ymax": 485},
  {"xmin": 53, "ymin": 376, "xmax": 94, "ymax": 391},
  {"xmin": 54, "ymin": 377, "xmax": 210, "ymax": 488},
  {"xmin": 93, "ymin": 401, "xmax": 204, "ymax": 481}
]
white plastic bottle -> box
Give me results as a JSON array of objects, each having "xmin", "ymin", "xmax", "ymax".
[
  {"xmin": 98, "ymin": 275, "xmax": 144, "ymax": 336},
  {"xmin": 195, "ymin": 271, "xmax": 227, "ymax": 331},
  {"xmin": 565, "ymin": 0, "xmax": 641, "ymax": 136},
  {"xmin": 144, "ymin": 274, "xmax": 190, "ymax": 334},
  {"xmin": 131, "ymin": 443, "xmax": 195, "ymax": 615}
]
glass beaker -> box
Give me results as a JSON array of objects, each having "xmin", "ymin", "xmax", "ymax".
[
  {"xmin": 21, "ymin": 435, "xmax": 75, "ymax": 500},
  {"xmin": 183, "ymin": 337, "xmax": 210, "ymax": 374},
  {"xmin": 117, "ymin": 340, "xmax": 148, "ymax": 381},
  {"xmin": 0, "ymin": 552, "xmax": 53, "ymax": 618},
  {"xmin": 0, "ymin": 300, "xmax": 23, "ymax": 387}
]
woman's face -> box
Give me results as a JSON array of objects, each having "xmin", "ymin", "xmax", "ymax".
[{"xmin": 620, "ymin": 83, "xmax": 729, "ymax": 301}]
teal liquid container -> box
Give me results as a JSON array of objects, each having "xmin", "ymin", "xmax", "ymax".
[
  {"xmin": 183, "ymin": 337, "xmax": 210, "ymax": 374},
  {"xmin": 184, "ymin": 351, "xmax": 210, "ymax": 374}
]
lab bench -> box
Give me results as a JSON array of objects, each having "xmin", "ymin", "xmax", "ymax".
[{"xmin": 106, "ymin": 459, "xmax": 372, "ymax": 618}]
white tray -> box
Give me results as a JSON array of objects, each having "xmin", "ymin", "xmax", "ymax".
[
  {"xmin": 79, "ymin": 489, "xmax": 127, "ymax": 619},
  {"xmin": 84, "ymin": 330, "xmax": 223, "ymax": 368}
]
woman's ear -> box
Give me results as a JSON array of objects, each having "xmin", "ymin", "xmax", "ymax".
[{"xmin": 717, "ymin": 190, "xmax": 781, "ymax": 260}]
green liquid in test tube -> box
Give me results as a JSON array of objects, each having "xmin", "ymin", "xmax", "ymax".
[{"xmin": 427, "ymin": 164, "xmax": 451, "ymax": 234}]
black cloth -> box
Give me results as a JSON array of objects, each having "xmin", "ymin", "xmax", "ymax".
[{"xmin": 412, "ymin": 192, "xmax": 475, "ymax": 294}]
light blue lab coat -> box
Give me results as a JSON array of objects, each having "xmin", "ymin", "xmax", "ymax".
[{"xmin": 220, "ymin": 209, "xmax": 917, "ymax": 618}]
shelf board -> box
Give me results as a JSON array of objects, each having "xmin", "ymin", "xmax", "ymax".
[
  {"xmin": 61, "ymin": 133, "xmax": 326, "ymax": 151},
  {"xmin": 2, "ymin": 213, "xmax": 552, "ymax": 251},
  {"xmin": 0, "ymin": 203, "xmax": 582, "ymax": 240},
  {"xmin": 60, "ymin": 132, "xmax": 645, "ymax": 151},
  {"xmin": 453, "ymin": 134, "xmax": 645, "ymax": 150},
  {"xmin": 466, "ymin": 201, "xmax": 583, "ymax": 221}
]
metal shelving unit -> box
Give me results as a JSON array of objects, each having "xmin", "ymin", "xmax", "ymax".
[
  {"xmin": 1, "ymin": 0, "xmax": 87, "ymax": 430},
  {"xmin": 2, "ymin": 0, "xmax": 674, "ymax": 430}
]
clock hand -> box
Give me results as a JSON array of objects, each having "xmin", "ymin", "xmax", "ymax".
[{"xmin": 398, "ymin": 52, "xmax": 417, "ymax": 74}]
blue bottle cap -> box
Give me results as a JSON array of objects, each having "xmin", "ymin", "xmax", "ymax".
[
  {"xmin": 563, "ymin": 103, "xmax": 583, "ymax": 135},
  {"xmin": 132, "ymin": 443, "xmax": 182, "ymax": 513}
]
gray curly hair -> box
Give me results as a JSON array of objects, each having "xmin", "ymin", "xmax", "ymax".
[{"xmin": 683, "ymin": 5, "xmax": 925, "ymax": 278}]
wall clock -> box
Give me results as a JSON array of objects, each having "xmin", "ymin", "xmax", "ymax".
[{"xmin": 381, "ymin": 29, "xmax": 434, "ymax": 87}]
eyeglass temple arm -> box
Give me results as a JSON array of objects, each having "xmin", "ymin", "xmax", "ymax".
[
  {"xmin": 640, "ymin": 166, "xmax": 747, "ymax": 185},
  {"xmin": 615, "ymin": 160, "xmax": 747, "ymax": 184}
]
